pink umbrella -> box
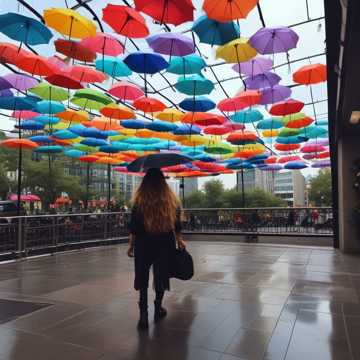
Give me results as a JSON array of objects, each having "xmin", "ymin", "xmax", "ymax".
[
  {"xmin": 217, "ymin": 96, "xmax": 247, "ymax": 112},
  {"xmin": 9, "ymin": 194, "xmax": 40, "ymax": 202},
  {"xmin": 12, "ymin": 110, "xmax": 39, "ymax": 119},
  {"xmin": 109, "ymin": 81, "xmax": 144, "ymax": 101},
  {"xmin": 80, "ymin": 33, "xmax": 124, "ymax": 56},
  {"xmin": 65, "ymin": 65, "xmax": 107, "ymax": 83}
]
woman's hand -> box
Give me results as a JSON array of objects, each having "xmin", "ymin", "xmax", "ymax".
[
  {"xmin": 127, "ymin": 246, "xmax": 134, "ymax": 257},
  {"xmin": 177, "ymin": 239, "xmax": 186, "ymax": 250}
]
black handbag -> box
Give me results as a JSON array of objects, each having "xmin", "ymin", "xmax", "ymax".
[{"xmin": 171, "ymin": 248, "xmax": 194, "ymax": 280}]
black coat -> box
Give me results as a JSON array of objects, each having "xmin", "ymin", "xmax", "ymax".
[{"xmin": 129, "ymin": 207, "xmax": 181, "ymax": 291}]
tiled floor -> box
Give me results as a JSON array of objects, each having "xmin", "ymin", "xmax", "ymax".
[{"xmin": 0, "ymin": 242, "xmax": 359, "ymax": 360}]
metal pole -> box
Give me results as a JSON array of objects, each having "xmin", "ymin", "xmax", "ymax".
[
  {"xmin": 16, "ymin": 146, "xmax": 22, "ymax": 216},
  {"xmin": 107, "ymin": 163, "xmax": 111, "ymax": 211},
  {"xmin": 241, "ymin": 169, "xmax": 245, "ymax": 208},
  {"xmin": 181, "ymin": 177, "xmax": 185, "ymax": 206},
  {"xmin": 85, "ymin": 162, "xmax": 90, "ymax": 211}
]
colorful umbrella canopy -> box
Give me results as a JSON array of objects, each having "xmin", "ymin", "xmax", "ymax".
[
  {"xmin": 192, "ymin": 15, "xmax": 240, "ymax": 46},
  {"xmin": 175, "ymin": 74, "xmax": 214, "ymax": 95},
  {"xmin": 102, "ymin": 4, "xmax": 149, "ymax": 38},
  {"xmin": 146, "ymin": 33, "xmax": 195, "ymax": 57},
  {"xmin": 134, "ymin": 0, "xmax": 195, "ymax": 26},
  {"xmin": 44, "ymin": 8, "xmax": 97, "ymax": 39},
  {"xmin": 216, "ymin": 38, "xmax": 257, "ymax": 63},
  {"xmin": 293, "ymin": 63, "xmax": 327, "ymax": 85},
  {"xmin": 232, "ymin": 56, "xmax": 273, "ymax": 76},
  {"xmin": 203, "ymin": 0, "xmax": 258, "ymax": 22},
  {"xmin": 0, "ymin": 12, "xmax": 53, "ymax": 45},
  {"xmin": 250, "ymin": 26, "xmax": 299, "ymax": 54},
  {"xmin": 167, "ymin": 54, "xmax": 206, "ymax": 75},
  {"xmin": 80, "ymin": 33, "xmax": 124, "ymax": 57}
]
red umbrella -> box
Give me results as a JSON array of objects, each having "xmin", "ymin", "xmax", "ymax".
[
  {"xmin": 66, "ymin": 65, "xmax": 107, "ymax": 83},
  {"xmin": 182, "ymin": 112, "xmax": 225, "ymax": 126},
  {"xmin": 79, "ymin": 155, "xmax": 100, "ymax": 163},
  {"xmin": 217, "ymin": 96, "xmax": 247, "ymax": 112},
  {"xmin": 0, "ymin": 42, "xmax": 30, "ymax": 64},
  {"xmin": 133, "ymin": 97, "xmax": 166, "ymax": 113},
  {"xmin": 80, "ymin": 33, "xmax": 124, "ymax": 56},
  {"xmin": 16, "ymin": 54, "xmax": 57, "ymax": 76},
  {"xmin": 275, "ymin": 144, "xmax": 301, "ymax": 151},
  {"xmin": 269, "ymin": 99, "xmax": 304, "ymax": 116},
  {"xmin": 102, "ymin": 4, "xmax": 149, "ymax": 38},
  {"xmin": 134, "ymin": 0, "xmax": 195, "ymax": 26},
  {"xmin": 234, "ymin": 90, "xmax": 261, "ymax": 107},
  {"xmin": 193, "ymin": 161, "xmax": 228, "ymax": 172},
  {"xmin": 223, "ymin": 122, "xmax": 245, "ymax": 131},
  {"xmin": 278, "ymin": 155, "xmax": 302, "ymax": 163},
  {"xmin": 265, "ymin": 156, "xmax": 278, "ymax": 164},
  {"xmin": 45, "ymin": 73, "xmax": 83, "ymax": 89},
  {"xmin": 12, "ymin": 110, "xmax": 39, "ymax": 119},
  {"xmin": 55, "ymin": 39, "xmax": 96, "ymax": 62},
  {"xmin": 203, "ymin": 125, "xmax": 231, "ymax": 136},
  {"xmin": 109, "ymin": 81, "xmax": 144, "ymax": 101},
  {"xmin": 227, "ymin": 131, "xmax": 258, "ymax": 144},
  {"xmin": 301, "ymin": 144, "xmax": 326, "ymax": 153},
  {"xmin": 293, "ymin": 64, "xmax": 327, "ymax": 85}
]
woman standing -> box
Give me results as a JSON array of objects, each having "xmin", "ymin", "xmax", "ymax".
[{"xmin": 127, "ymin": 168, "xmax": 186, "ymax": 330}]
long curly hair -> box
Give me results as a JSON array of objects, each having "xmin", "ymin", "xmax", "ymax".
[{"xmin": 133, "ymin": 168, "xmax": 180, "ymax": 234}]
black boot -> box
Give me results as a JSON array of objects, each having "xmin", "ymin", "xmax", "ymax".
[
  {"xmin": 137, "ymin": 302, "xmax": 149, "ymax": 330},
  {"xmin": 154, "ymin": 300, "xmax": 167, "ymax": 322}
]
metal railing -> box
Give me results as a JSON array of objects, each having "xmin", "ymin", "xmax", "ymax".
[
  {"xmin": 181, "ymin": 207, "xmax": 334, "ymax": 236},
  {"xmin": 0, "ymin": 207, "xmax": 333, "ymax": 260}
]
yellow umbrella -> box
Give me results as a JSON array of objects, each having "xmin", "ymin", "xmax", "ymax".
[
  {"xmin": 155, "ymin": 108, "xmax": 184, "ymax": 122},
  {"xmin": 44, "ymin": 8, "xmax": 97, "ymax": 39},
  {"xmin": 57, "ymin": 109, "xmax": 89, "ymax": 123},
  {"xmin": 96, "ymin": 156, "xmax": 122, "ymax": 165},
  {"xmin": 135, "ymin": 129, "xmax": 176, "ymax": 140},
  {"xmin": 262, "ymin": 129, "xmax": 279, "ymax": 138},
  {"xmin": 180, "ymin": 135, "xmax": 208, "ymax": 147},
  {"xmin": 216, "ymin": 38, "xmax": 257, "ymax": 63}
]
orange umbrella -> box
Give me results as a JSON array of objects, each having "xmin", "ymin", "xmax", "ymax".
[
  {"xmin": 234, "ymin": 90, "xmax": 261, "ymax": 107},
  {"xmin": 133, "ymin": 97, "xmax": 166, "ymax": 113},
  {"xmin": 227, "ymin": 131, "xmax": 258, "ymax": 144},
  {"xmin": 100, "ymin": 103, "xmax": 134, "ymax": 120},
  {"xmin": 1, "ymin": 138, "xmax": 38, "ymax": 149},
  {"xmin": 57, "ymin": 109, "xmax": 89, "ymax": 123},
  {"xmin": 275, "ymin": 143, "xmax": 301, "ymax": 151},
  {"xmin": 203, "ymin": 0, "xmax": 258, "ymax": 22},
  {"xmin": 217, "ymin": 96, "xmax": 247, "ymax": 112},
  {"xmin": 85, "ymin": 117, "xmax": 123, "ymax": 131},
  {"xmin": 182, "ymin": 112, "xmax": 225, "ymax": 126},
  {"xmin": 293, "ymin": 64, "xmax": 327, "ymax": 85},
  {"xmin": 16, "ymin": 54, "xmax": 57, "ymax": 76}
]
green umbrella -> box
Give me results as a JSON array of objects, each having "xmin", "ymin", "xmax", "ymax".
[
  {"xmin": 71, "ymin": 89, "xmax": 112, "ymax": 110},
  {"xmin": 204, "ymin": 143, "xmax": 234, "ymax": 155},
  {"xmin": 175, "ymin": 74, "xmax": 214, "ymax": 96},
  {"xmin": 29, "ymin": 82, "xmax": 68, "ymax": 101},
  {"xmin": 278, "ymin": 128, "xmax": 300, "ymax": 137}
]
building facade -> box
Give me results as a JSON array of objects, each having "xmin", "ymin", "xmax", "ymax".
[
  {"xmin": 274, "ymin": 170, "xmax": 306, "ymax": 207},
  {"xmin": 236, "ymin": 168, "xmax": 275, "ymax": 193},
  {"xmin": 183, "ymin": 177, "xmax": 198, "ymax": 196}
]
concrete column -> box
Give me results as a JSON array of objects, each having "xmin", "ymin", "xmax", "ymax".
[{"xmin": 338, "ymin": 134, "xmax": 360, "ymax": 253}]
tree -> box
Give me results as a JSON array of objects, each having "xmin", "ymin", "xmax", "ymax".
[
  {"xmin": 203, "ymin": 179, "xmax": 226, "ymax": 208},
  {"xmin": 308, "ymin": 169, "xmax": 332, "ymax": 206},
  {"xmin": 184, "ymin": 190, "xmax": 207, "ymax": 208},
  {"xmin": 245, "ymin": 188, "xmax": 286, "ymax": 207}
]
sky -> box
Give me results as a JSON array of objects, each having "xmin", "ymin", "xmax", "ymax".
[{"xmin": 0, "ymin": 0, "xmax": 328, "ymax": 190}]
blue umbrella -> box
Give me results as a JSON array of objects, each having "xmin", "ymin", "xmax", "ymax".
[
  {"xmin": 32, "ymin": 115, "xmax": 60, "ymax": 125},
  {"xmin": 68, "ymin": 124, "xmax": 88, "ymax": 136},
  {"xmin": 179, "ymin": 96, "xmax": 216, "ymax": 112},
  {"xmin": 0, "ymin": 12, "xmax": 52, "ymax": 45},
  {"xmin": 248, "ymin": 154, "xmax": 269, "ymax": 164},
  {"xmin": 124, "ymin": 52, "xmax": 169, "ymax": 74},
  {"xmin": 121, "ymin": 119, "xmax": 150, "ymax": 129},
  {"xmin": 81, "ymin": 127, "xmax": 108, "ymax": 139},
  {"xmin": 64, "ymin": 149, "xmax": 85, "ymax": 158},
  {"xmin": 146, "ymin": 120, "xmax": 177, "ymax": 132},
  {"xmin": 123, "ymin": 137, "xmax": 159, "ymax": 145},
  {"xmin": 192, "ymin": 15, "xmax": 240, "ymax": 46},
  {"xmin": 0, "ymin": 95, "xmax": 39, "ymax": 110},
  {"xmin": 316, "ymin": 119, "xmax": 328, "ymax": 126},
  {"xmin": 35, "ymin": 100, "xmax": 65, "ymax": 114},
  {"xmin": 81, "ymin": 138, "xmax": 108, "ymax": 147},
  {"xmin": 0, "ymin": 77, "xmax": 13, "ymax": 91},
  {"xmin": 29, "ymin": 135, "xmax": 53, "ymax": 144},
  {"xmin": 16, "ymin": 120, "xmax": 44, "ymax": 131},
  {"xmin": 111, "ymin": 142, "xmax": 130, "ymax": 151},
  {"xmin": 34, "ymin": 145, "xmax": 63, "ymax": 154},
  {"xmin": 175, "ymin": 74, "xmax": 214, "ymax": 96},
  {"xmin": 173, "ymin": 124, "xmax": 201, "ymax": 135},
  {"xmin": 95, "ymin": 56, "xmax": 132, "ymax": 77},
  {"xmin": 276, "ymin": 136, "xmax": 307, "ymax": 144},
  {"xmin": 257, "ymin": 118, "xmax": 283, "ymax": 129},
  {"xmin": 227, "ymin": 161, "xmax": 254, "ymax": 170},
  {"xmin": 284, "ymin": 161, "xmax": 308, "ymax": 170},
  {"xmin": 167, "ymin": 54, "xmax": 206, "ymax": 75},
  {"xmin": 52, "ymin": 130, "xmax": 79, "ymax": 140},
  {"xmin": 193, "ymin": 154, "xmax": 216, "ymax": 162},
  {"xmin": 230, "ymin": 109, "xmax": 264, "ymax": 124},
  {"xmin": 0, "ymin": 89, "xmax": 13, "ymax": 97}
]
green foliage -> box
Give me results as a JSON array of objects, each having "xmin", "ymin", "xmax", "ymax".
[
  {"xmin": 184, "ymin": 179, "xmax": 286, "ymax": 208},
  {"xmin": 308, "ymin": 169, "xmax": 332, "ymax": 206}
]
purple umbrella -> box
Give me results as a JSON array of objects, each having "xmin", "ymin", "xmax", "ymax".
[
  {"xmin": 0, "ymin": 89, "xmax": 13, "ymax": 97},
  {"xmin": 3, "ymin": 73, "xmax": 38, "ymax": 91},
  {"xmin": 0, "ymin": 77, "xmax": 12, "ymax": 90},
  {"xmin": 244, "ymin": 71, "xmax": 281, "ymax": 90},
  {"xmin": 260, "ymin": 85, "xmax": 291, "ymax": 105},
  {"xmin": 146, "ymin": 33, "xmax": 195, "ymax": 57},
  {"xmin": 312, "ymin": 160, "xmax": 331, "ymax": 168},
  {"xmin": 249, "ymin": 26, "xmax": 299, "ymax": 55},
  {"xmin": 260, "ymin": 164, "xmax": 283, "ymax": 171},
  {"xmin": 232, "ymin": 56, "xmax": 273, "ymax": 76},
  {"xmin": 308, "ymin": 139, "xmax": 329, "ymax": 147}
]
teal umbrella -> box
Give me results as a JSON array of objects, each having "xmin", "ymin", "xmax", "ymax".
[
  {"xmin": 175, "ymin": 74, "xmax": 214, "ymax": 95},
  {"xmin": 167, "ymin": 54, "xmax": 206, "ymax": 75},
  {"xmin": 300, "ymin": 126, "xmax": 328, "ymax": 139},
  {"xmin": 35, "ymin": 100, "xmax": 65, "ymax": 114},
  {"xmin": 95, "ymin": 56, "xmax": 132, "ymax": 77},
  {"xmin": 257, "ymin": 118, "xmax": 283, "ymax": 129},
  {"xmin": 230, "ymin": 109, "xmax": 263, "ymax": 124}
]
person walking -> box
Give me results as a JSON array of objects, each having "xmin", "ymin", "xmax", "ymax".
[{"xmin": 127, "ymin": 168, "xmax": 186, "ymax": 330}]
